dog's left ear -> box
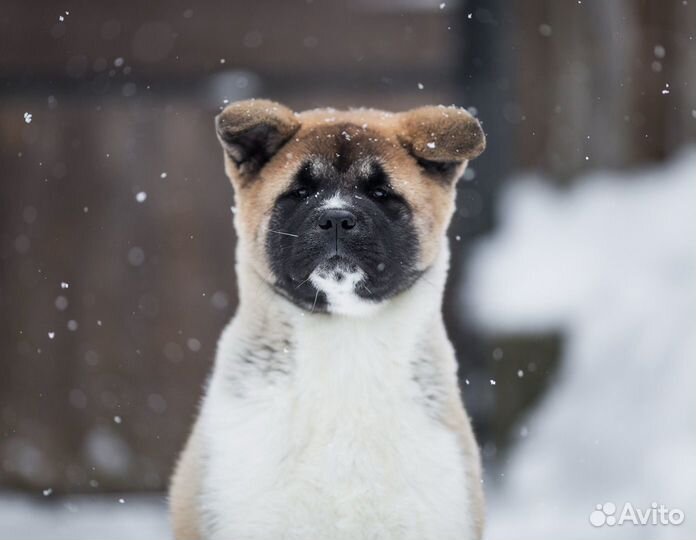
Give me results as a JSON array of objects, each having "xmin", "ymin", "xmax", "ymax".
[
  {"xmin": 215, "ymin": 99, "xmax": 301, "ymax": 176},
  {"xmin": 398, "ymin": 105, "xmax": 485, "ymax": 180}
]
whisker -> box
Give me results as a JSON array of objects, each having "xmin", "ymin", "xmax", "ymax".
[
  {"xmin": 295, "ymin": 276, "xmax": 312, "ymax": 289},
  {"xmin": 311, "ymin": 289, "xmax": 320, "ymax": 313},
  {"xmin": 268, "ymin": 229, "xmax": 299, "ymax": 238},
  {"xmin": 418, "ymin": 275, "xmax": 438, "ymax": 290}
]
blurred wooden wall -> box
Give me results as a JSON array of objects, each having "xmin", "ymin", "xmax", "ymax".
[
  {"xmin": 1, "ymin": 99, "xmax": 239, "ymax": 491},
  {"xmin": 0, "ymin": 0, "xmax": 466, "ymax": 493},
  {"xmin": 508, "ymin": 0, "xmax": 696, "ymax": 180},
  {"xmin": 1, "ymin": 0, "xmax": 694, "ymax": 493}
]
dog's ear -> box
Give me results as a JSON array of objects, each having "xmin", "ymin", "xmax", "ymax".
[
  {"xmin": 215, "ymin": 99, "xmax": 301, "ymax": 175},
  {"xmin": 398, "ymin": 105, "xmax": 485, "ymax": 180}
]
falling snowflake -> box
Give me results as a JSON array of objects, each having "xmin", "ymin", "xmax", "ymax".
[
  {"xmin": 114, "ymin": 415, "xmax": 122, "ymax": 424},
  {"xmin": 61, "ymin": 281, "xmax": 69, "ymax": 289},
  {"xmin": 23, "ymin": 112, "xmax": 32, "ymax": 124},
  {"xmin": 417, "ymin": 82, "xmax": 424, "ymax": 90},
  {"xmin": 135, "ymin": 191, "xmax": 147, "ymax": 203},
  {"xmin": 48, "ymin": 331, "xmax": 55, "ymax": 339},
  {"xmin": 42, "ymin": 488, "xmax": 53, "ymax": 496},
  {"xmin": 490, "ymin": 379, "xmax": 497, "ymax": 386},
  {"xmin": 160, "ymin": 172, "xmax": 168, "ymax": 179}
]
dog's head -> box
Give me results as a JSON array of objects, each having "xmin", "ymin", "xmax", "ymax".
[{"xmin": 216, "ymin": 99, "xmax": 485, "ymax": 315}]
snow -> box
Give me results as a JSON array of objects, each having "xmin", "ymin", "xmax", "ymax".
[
  {"xmin": 466, "ymin": 149, "xmax": 696, "ymax": 539},
  {"xmin": 127, "ymin": 246, "xmax": 145, "ymax": 266},
  {"xmin": 539, "ymin": 23, "xmax": 552, "ymax": 37},
  {"xmin": 0, "ymin": 492, "xmax": 170, "ymax": 540}
]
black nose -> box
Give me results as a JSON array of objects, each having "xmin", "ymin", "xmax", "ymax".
[{"xmin": 318, "ymin": 209, "xmax": 357, "ymax": 231}]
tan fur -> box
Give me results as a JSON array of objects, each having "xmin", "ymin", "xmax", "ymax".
[
  {"xmin": 169, "ymin": 419, "xmax": 203, "ymax": 540},
  {"xmin": 397, "ymin": 105, "xmax": 486, "ymax": 162},
  {"xmin": 443, "ymin": 393, "xmax": 486, "ymax": 538},
  {"xmin": 427, "ymin": 318, "xmax": 486, "ymax": 538}
]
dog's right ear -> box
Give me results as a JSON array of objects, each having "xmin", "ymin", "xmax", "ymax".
[{"xmin": 215, "ymin": 99, "xmax": 300, "ymax": 176}]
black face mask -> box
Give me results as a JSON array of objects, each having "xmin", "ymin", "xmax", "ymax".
[{"xmin": 266, "ymin": 159, "xmax": 421, "ymax": 313}]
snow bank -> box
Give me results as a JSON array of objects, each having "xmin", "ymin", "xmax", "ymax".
[
  {"xmin": 466, "ymin": 149, "xmax": 696, "ymax": 540},
  {"xmin": 0, "ymin": 492, "xmax": 171, "ymax": 540}
]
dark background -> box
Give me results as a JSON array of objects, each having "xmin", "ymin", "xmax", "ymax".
[{"xmin": 1, "ymin": 0, "xmax": 694, "ymax": 494}]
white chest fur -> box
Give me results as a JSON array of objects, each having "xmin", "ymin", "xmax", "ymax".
[{"xmin": 198, "ymin": 250, "xmax": 477, "ymax": 540}]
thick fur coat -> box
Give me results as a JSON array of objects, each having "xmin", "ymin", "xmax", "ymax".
[{"xmin": 169, "ymin": 100, "xmax": 486, "ymax": 540}]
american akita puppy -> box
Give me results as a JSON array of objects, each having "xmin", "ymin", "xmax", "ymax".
[{"xmin": 169, "ymin": 99, "xmax": 486, "ymax": 540}]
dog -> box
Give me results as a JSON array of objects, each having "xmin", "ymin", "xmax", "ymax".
[{"xmin": 169, "ymin": 99, "xmax": 486, "ymax": 540}]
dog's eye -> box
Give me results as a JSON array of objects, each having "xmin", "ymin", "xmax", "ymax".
[{"xmin": 369, "ymin": 188, "xmax": 388, "ymax": 200}]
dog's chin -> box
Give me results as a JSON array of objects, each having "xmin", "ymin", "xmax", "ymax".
[
  {"xmin": 272, "ymin": 256, "xmax": 380, "ymax": 317},
  {"xmin": 307, "ymin": 257, "xmax": 381, "ymax": 317}
]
